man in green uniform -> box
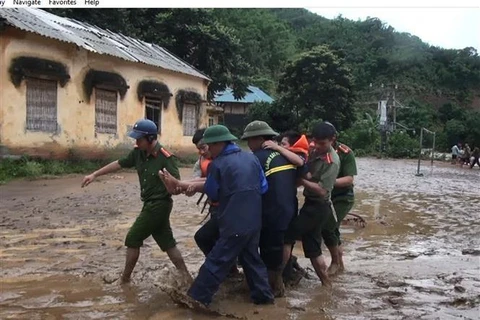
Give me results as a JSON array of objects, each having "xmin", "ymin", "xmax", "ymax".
[
  {"xmin": 81, "ymin": 119, "xmax": 191, "ymax": 284},
  {"xmin": 284, "ymin": 122, "xmax": 340, "ymax": 287},
  {"xmin": 321, "ymin": 122, "xmax": 357, "ymax": 275}
]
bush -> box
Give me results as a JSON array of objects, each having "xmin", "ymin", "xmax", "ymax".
[
  {"xmin": 386, "ymin": 131, "xmax": 419, "ymax": 158},
  {"xmin": 340, "ymin": 113, "xmax": 380, "ymax": 154}
]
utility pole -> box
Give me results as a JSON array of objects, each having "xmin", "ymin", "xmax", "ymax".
[{"xmin": 392, "ymin": 84, "xmax": 397, "ymax": 131}]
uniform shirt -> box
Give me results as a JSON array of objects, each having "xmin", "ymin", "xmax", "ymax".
[
  {"xmin": 303, "ymin": 146, "xmax": 340, "ymax": 203},
  {"xmin": 204, "ymin": 143, "xmax": 267, "ymax": 236},
  {"xmin": 331, "ymin": 142, "xmax": 357, "ymax": 199},
  {"xmin": 118, "ymin": 143, "xmax": 180, "ymax": 202},
  {"xmin": 254, "ymin": 149, "xmax": 299, "ymax": 230}
]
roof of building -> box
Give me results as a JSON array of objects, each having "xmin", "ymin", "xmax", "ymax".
[
  {"xmin": 0, "ymin": 8, "xmax": 210, "ymax": 81},
  {"xmin": 214, "ymin": 86, "xmax": 274, "ymax": 104}
]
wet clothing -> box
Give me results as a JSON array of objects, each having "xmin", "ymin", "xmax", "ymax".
[
  {"xmin": 118, "ymin": 143, "xmax": 179, "ymax": 249},
  {"xmin": 254, "ymin": 149, "xmax": 299, "ymax": 271},
  {"xmin": 323, "ymin": 142, "xmax": 357, "ymax": 247},
  {"xmin": 194, "ymin": 206, "xmax": 219, "ymax": 256},
  {"xmin": 285, "ymin": 200, "xmax": 333, "ymax": 258},
  {"xmin": 188, "ymin": 143, "xmax": 273, "ymax": 305},
  {"xmin": 125, "ymin": 199, "xmax": 176, "ymax": 250},
  {"xmin": 329, "ymin": 198, "xmax": 354, "ymax": 246},
  {"xmin": 285, "ymin": 146, "xmax": 340, "ymax": 258},
  {"xmin": 193, "ymin": 156, "xmax": 221, "ymax": 256}
]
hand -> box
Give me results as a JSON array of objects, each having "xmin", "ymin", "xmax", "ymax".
[
  {"xmin": 81, "ymin": 173, "xmax": 95, "ymax": 188},
  {"xmin": 185, "ymin": 185, "xmax": 196, "ymax": 197},
  {"xmin": 262, "ymin": 140, "xmax": 280, "ymax": 151}
]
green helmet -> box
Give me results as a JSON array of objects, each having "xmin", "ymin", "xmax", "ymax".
[
  {"xmin": 241, "ymin": 121, "xmax": 279, "ymax": 140},
  {"xmin": 202, "ymin": 125, "xmax": 238, "ymax": 144}
]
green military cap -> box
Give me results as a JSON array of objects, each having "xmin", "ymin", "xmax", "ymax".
[
  {"xmin": 241, "ymin": 120, "xmax": 279, "ymax": 140},
  {"xmin": 202, "ymin": 125, "xmax": 238, "ymax": 144}
]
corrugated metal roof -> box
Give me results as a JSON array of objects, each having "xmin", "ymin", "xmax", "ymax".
[
  {"xmin": 214, "ymin": 86, "xmax": 274, "ymax": 104},
  {"xmin": 0, "ymin": 8, "xmax": 211, "ymax": 81}
]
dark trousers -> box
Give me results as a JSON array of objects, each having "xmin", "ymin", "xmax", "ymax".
[
  {"xmin": 188, "ymin": 231, "xmax": 273, "ymax": 306},
  {"xmin": 259, "ymin": 227, "xmax": 286, "ymax": 271},
  {"xmin": 194, "ymin": 208, "xmax": 219, "ymax": 256}
]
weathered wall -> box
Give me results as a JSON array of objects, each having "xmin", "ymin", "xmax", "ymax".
[{"xmin": 0, "ymin": 28, "xmax": 208, "ymax": 158}]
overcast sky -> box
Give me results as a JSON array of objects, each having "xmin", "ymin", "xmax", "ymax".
[{"xmin": 308, "ymin": 5, "xmax": 480, "ymax": 51}]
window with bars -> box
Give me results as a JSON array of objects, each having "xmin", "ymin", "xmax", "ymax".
[
  {"xmin": 26, "ymin": 78, "xmax": 58, "ymax": 132},
  {"xmin": 95, "ymin": 88, "xmax": 117, "ymax": 134},
  {"xmin": 145, "ymin": 99, "xmax": 162, "ymax": 133},
  {"xmin": 182, "ymin": 103, "xmax": 197, "ymax": 136}
]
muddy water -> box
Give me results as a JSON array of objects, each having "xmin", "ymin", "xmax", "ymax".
[{"xmin": 1, "ymin": 159, "xmax": 479, "ymax": 320}]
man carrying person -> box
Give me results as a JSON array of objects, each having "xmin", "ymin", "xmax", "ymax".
[
  {"xmin": 262, "ymin": 130, "xmax": 310, "ymax": 285},
  {"xmin": 175, "ymin": 128, "xmax": 239, "ymax": 276},
  {"xmin": 81, "ymin": 119, "xmax": 191, "ymax": 285},
  {"xmin": 160, "ymin": 125, "xmax": 274, "ymax": 306},
  {"xmin": 241, "ymin": 121, "xmax": 302, "ymax": 297},
  {"xmin": 284, "ymin": 122, "xmax": 340, "ymax": 288},
  {"xmin": 322, "ymin": 122, "xmax": 357, "ymax": 275}
]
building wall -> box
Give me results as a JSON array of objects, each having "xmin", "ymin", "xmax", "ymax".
[
  {"xmin": 0, "ymin": 28, "xmax": 208, "ymax": 158},
  {"xmin": 223, "ymin": 102, "xmax": 250, "ymax": 115}
]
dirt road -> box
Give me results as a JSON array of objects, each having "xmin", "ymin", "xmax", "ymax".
[{"xmin": 1, "ymin": 159, "xmax": 479, "ymax": 319}]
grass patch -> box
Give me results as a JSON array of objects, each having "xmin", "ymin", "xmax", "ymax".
[
  {"xmin": 0, "ymin": 156, "xmax": 111, "ymax": 184},
  {"xmin": 176, "ymin": 153, "xmax": 198, "ymax": 166}
]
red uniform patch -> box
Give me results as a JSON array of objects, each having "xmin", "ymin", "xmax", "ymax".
[
  {"xmin": 337, "ymin": 144, "xmax": 350, "ymax": 154},
  {"xmin": 325, "ymin": 153, "xmax": 333, "ymax": 164},
  {"xmin": 161, "ymin": 147, "xmax": 173, "ymax": 158}
]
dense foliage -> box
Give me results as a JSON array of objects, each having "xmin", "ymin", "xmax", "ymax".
[{"xmin": 47, "ymin": 8, "xmax": 480, "ymax": 155}]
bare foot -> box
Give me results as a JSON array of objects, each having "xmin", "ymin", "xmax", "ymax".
[
  {"xmin": 327, "ymin": 263, "xmax": 340, "ymax": 276},
  {"xmin": 319, "ymin": 269, "xmax": 332, "ymax": 288}
]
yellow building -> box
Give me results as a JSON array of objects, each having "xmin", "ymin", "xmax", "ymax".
[{"xmin": 0, "ymin": 8, "xmax": 211, "ymax": 159}]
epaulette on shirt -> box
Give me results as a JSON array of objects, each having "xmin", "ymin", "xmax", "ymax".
[
  {"xmin": 160, "ymin": 147, "xmax": 173, "ymax": 158},
  {"xmin": 337, "ymin": 144, "xmax": 350, "ymax": 154},
  {"xmin": 324, "ymin": 152, "xmax": 334, "ymax": 164}
]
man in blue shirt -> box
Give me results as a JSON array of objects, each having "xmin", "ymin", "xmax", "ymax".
[{"xmin": 161, "ymin": 125, "xmax": 274, "ymax": 306}]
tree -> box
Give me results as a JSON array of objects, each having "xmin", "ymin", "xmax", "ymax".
[
  {"xmin": 277, "ymin": 45, "xmax": 356, "ymax": 131},
  {"xmin": 47, "ymin": 9, "xmax": 250, "ymax": 101},
  {"xmin": 247, "ymin": 101, "xmax": 292, "ymax": 133}
]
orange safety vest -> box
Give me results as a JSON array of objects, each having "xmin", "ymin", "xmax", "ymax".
[
  {"xmin": 199, "ymin": 157, "xmax": 212, "ymax": 178},
  {"xmin": 288, "ymin": 134, "xmax": 309, "ymax": 162},
  {"xmin": 199, "ymin": 157, "xmax": 218, "ymax": 207}
]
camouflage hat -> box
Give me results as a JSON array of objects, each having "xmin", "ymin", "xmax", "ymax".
[
  {"xmin": 241, "ymin": 121, "xmax": 279, "ymax": 140},
  {"xmin": 202, "ymin": 125, "xmax": 238, "ymax": 144}
]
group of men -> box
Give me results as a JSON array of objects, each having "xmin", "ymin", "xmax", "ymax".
[
  {"xmin": 451, "ymin": 142, "xmax": 480, "ymax": 168},
  {"xmin": 81, "ymin": 118, "xmax": 357, "ymax": 307}
]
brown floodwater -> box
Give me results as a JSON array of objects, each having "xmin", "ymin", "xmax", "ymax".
[{"xmin": 1, "ymin": 158, "xmax": 479, "ymax": 320}]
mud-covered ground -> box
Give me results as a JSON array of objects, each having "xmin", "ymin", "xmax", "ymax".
[{"xmin": 1, "ymin": 158, "xmax": 479, "ymax": 320}]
